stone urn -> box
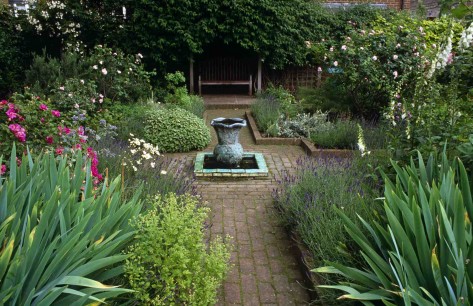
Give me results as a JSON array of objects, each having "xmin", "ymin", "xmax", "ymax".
[{"xmin": 211, "ymin": 117, "xmax": 247, "ymax": 167}]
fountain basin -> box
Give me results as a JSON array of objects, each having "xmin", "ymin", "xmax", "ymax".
[{"xmin": 194, "ymin": 152, "xmax": 268, "ymax": 177}]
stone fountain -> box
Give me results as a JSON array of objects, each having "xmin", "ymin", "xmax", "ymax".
[{"xmin": 194, "ymin": 117, "xmax": 268, "ymax": 177}]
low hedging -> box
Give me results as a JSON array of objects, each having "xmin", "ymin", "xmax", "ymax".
[{"xmin": 143, "ymin": 106, "xmax": 211, "ymax": 153}]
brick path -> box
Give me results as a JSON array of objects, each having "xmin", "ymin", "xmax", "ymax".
[{"xmin": 168, "ymin": 109, "xmax": 311, "ymax": 305}]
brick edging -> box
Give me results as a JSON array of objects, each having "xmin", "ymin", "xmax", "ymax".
[{"xmin": 245, "ymin": 111, "xmax": 356, "ymax": 158}]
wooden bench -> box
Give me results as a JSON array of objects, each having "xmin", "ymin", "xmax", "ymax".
[
  {"xmin": 198, "ymin": 75, "xmax": 252, "ymax": 96},
  {"xmin": 198, "ymin": 57, "xmax": 254, "ymax": 95}
]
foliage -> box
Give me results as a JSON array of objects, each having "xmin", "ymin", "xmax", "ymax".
[
  {"xmin": 251, "ymin": 86, "xmax": 300, "ymax": 136},
  {"xmin": 143, "ymin": 106, "xmax": 211, "ymax": 153},
  {"xmin": 0, "ymin": 146, "xmax": 142, "ymax": 305},
  {"xmin": 314, "ymin": 152, "xmax": 473, "ymax": 305},
  {"xmin": 321, "ymin": 14, "xmax": 463, "ymax": 118},
  {"xmin": 273, "ymin": 155, "xmax": 383, "ymax": 304},
  {"xmin": 297, "ymin": 83, "xmax": 352, "ymax": 115},
  {"xmin": 277, "ymin": 112, "xmax": 329, "ymax": 138},
  {"xmin": 125, "ymin": 193, "xmax": 231, "ymax": 305},
  {"xmin": 25, "ymin": 45, "xmax": 154, "ymax": 104},
  {"xmin": 310, "ymin": 120, "xmax": 358, "ymax": 150},
  {"xmin": 163, "ymin": 72, "xmax": 205, "ymax": 118},
  {"xmin": 0, "ymin": 6, "xmax": 25, "ymax": 97},
  {"xmin": 251, "ymin": 96, "xmax": 281, "ymax": 137}
]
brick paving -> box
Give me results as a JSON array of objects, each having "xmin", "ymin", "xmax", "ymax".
[{"xmin": 167, "ymin": 108, "xmax": 311, "ymax": 305}]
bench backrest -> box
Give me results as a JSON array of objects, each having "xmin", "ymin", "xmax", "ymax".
[{"xmin": 199, "ymin": 57, "xmax": 253, "ymax": 81}]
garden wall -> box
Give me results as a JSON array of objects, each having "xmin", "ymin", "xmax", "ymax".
[{"xmin": 322, "ymin": 0, "xmax": 411, "ymax": 10}]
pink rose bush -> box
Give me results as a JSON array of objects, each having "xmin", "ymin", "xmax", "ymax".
[{"xmin": 0, "ymin": 92, "xmax": 103, "ymax": 183}]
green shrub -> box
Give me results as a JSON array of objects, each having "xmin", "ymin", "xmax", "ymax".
[
  {"xmin": 144, "ymin": 106, "xmax": 211, "ymax": 153},
  {"xmin": 251, "ymin": 96, "xmax": 281, "ymax": 137},
  {"xmin": 181, "ymin": 95, "xmax": 205, "ymax": 118},
  {"xmin": 315, "ymin": 152, "xmax": 473, "ymax": 305},
  {"xmin": 125, "ymin": 193, "xmax": 231, "ymax": 305},
  {"xmin": 310, "ymin": 120, "xmax": 358, "ymax": 149},
  {"xmin": 0, "ymin": 146, "xmax": 142, "ymax": 305},
  {"xmin": 273, "ymin": 155, "xmax": 382, "ymax": 304}
]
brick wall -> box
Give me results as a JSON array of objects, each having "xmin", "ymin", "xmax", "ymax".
[{"xmin": 323, "ymin": 0, "xmax": 411, "ymax": 10}]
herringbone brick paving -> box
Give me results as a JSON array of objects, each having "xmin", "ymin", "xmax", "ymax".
[{"xmin": 167, "ymin": 107, "xmax": 311, "ymax": 305}]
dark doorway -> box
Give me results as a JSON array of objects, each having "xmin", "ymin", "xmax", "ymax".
[{"xmin": 194, "ymin": 42, "xmax": 258, "ymax": 95}]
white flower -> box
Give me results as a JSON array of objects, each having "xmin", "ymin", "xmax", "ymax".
[
  {"xmin": 136, "ymin": 160, "xmax": 142, "ymax": 165},
  {"xmin": 132, "ymin": 166, "xmax": 137, "ymax": 172},
  {"xmin": 160, "ymin": 170, "xmax": 167, "ymax": 175},
  {"xmin": 74, "ymin": 103, "xmax": 79, "ymax": 109},
  {"xmin": 393, "ymin": 71, "xmax": 398, "ymax": 79},
  {"xmin": 68, "ymin": 93, "xmax": 73, "ymax": 97},
  {"xmin": 59, "ymin": 86, "xmax": 65, "ymax": 91},
  {"xmin": 130, "ymin": 133, "xmax": 135, "ymax": 137},
  {"xmin": 341, "ymin": 45, "xmax": 347, "ymax": 51},
  {"xmin": 99, "ymin": 94, "xmax": 104, "ymax": 98},
  {"xmin": 396, "ymin": 43, "xmax": 401, "ymax": 49},
  {"xmin": 333, "ymin": 61, "xmax": 338, "ymax": 67},
  {"xmin": 317, "ymin": 67, "xmax": 322, "ymax": 72},
  {"xmin": 305, "ymin": 41, "xmax": 312, "ymax": 48},
  {"xmin": 151, "ymin": 162, "xmax": 156, "ymax": 168},
  {"xmin": 360, "ymin": 47, "xmax": 364, "ymax": 50},
  {"xmin": 99, "ymin": 98, "xmax": 103, "ymax": 103},
  {"xmin": 101, "ymin": 68, "xmax": 108, "ymax": 75},
  {"xmin": 80, "ymin": 79, "xmax": 84, "ymax": 84},
  {"xmin": 142, "ymin": 152, "xmax": 152, "ymax": 160},
  {"xmin": 459, "ymin": 22, "xmax": 473, "ymax": 51},
  {"xmin": 93, "ymin": 65, "xmax": 98, "ymax": 69},
  {"xmin": 393, "ymin": 54, "xmax": 398, "ymax": 60},
  {"xmin": 99, "ymin": 60, "xmax": 103, "ymax": 65},
  {"xmin": 117, "ymin": 70, "xmax": 122, "ymax": 74},
  {"xmin": 137, "ymin": 53, "xmax": 143, "ymax": 58},
  {"xmin": 129, "ymin": 68, "xmax": 132, "ymax": 71},
  {"xmin": 372, "ymin": 55, "xmax": 378, "ymax": 61},
  {"xmin": 329, "ymin": 46, "xmax": 334, "ymax": 52},
  {"xmin": 91, "ymin": 98, "xmax": 96, "ymax": 103},
  {"xmin": 130, "ymin": 149, "xmax": 137, "ymax": 154}
]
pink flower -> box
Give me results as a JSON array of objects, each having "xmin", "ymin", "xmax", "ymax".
[
  {"xmin": 393, "ymin": 54, "xmax": 398, "ymax": 60},
  {"xmin": 41, "ymin": 117, "xmax": 45, "ymax": 123},
  {"xmin": 39, "ymin": 103, "xmax": 48, "ymax": 111},
  {"xmin": 59, "ymin": 86, "xmax": 65, "ymax": 91},
  {"xmin": 74, "ymin": 144, "xmax": 82, "ymax": 150},
  {"xmin": 101, "ymin": 68, "xmax": 108, "ymax": 75},
  {"xmin": 341, "ymin": 45, "xmax": 347, "ymax": 51},
  {"xmin": 64, "ymin": 127, "xmax": 71, "ymax": 135},
  {"xmin": 372, "ymin": 56, "xmax": 378, "ymax": 61},
  {"xmin": 0, "ymin": 164, "xmax": 6, "ymax": 175},
  {"xmin": 51, "ymin": 110, "xmax": 61, "ymax": 117},
  {"xmin": 393, "ymin": 71, "xmax": 398, "ymax": 79},
  {"xmin": 6, "ymin": 107, "xmax": 18, "ymax": 120},
  {"xmin": 55, "ymin": 147, "xmax": 64, "ymax": 155},
  {"xmin": 0, "ymin": 100, "xmax": 7, "ymax": 107},
  {"xmin": 77, "ymin": 126, "xmax": 85, "ymax": 136},
  {"xmin": 317, "ymin": 67, "xmax": 322, "ymax": 72},
  {"xmin": 333, "ymin": 61, "xmax": 338, "ymax": 67},
  {"xmin": 9, "ymin": 124, "xmax": 26, "ymax": 142},
  {"xmin": 46, "ymin": 136, "xmax": 54, "ymax": 144}
]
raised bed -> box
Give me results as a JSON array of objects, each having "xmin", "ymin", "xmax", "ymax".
[{"xmin": 245, "ymin": 111, "xmax": 356, "ymax": 158}]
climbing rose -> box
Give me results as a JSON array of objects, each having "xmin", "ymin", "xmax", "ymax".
[
  {"xmin": 39, "ymin": 103, "xmax": 48, "ymax": 111},
  {"xmin": 333, "ymin": 61, "xmax": 338, "ymax": 67},
  {"xmin": 0, "ymin": 164, "xmax": 6, "ymax": 175},
  {"xmin": 45, "ymin": 136, "xmax": 53, "ymax": 144},
  {"xmin": 51, "ymin": 110, "xmax": 61, "ymax": 117},
  {"xmin": 101, "ymin": 68, "xmax": 108, "ymax": 75}
]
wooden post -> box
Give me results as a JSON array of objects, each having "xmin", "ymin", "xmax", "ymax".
[
  {"xmin": 189, "ymin": 56, "xmax": 194, "ymax": 94},
  {"xmin": 249, "ymin": 75, "xmax": 253, "ymax": 96},
  {"xmin": 257, "ymin": 57, "xmax": 262, "ymax": 93},
  {"xmin": 198, "ymin": 75, "xmax": 202, "ymax": 96}
]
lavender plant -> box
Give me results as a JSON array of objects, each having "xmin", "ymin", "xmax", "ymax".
[{"xmin": 273, "ymin": 155, "xmax": 383, "ymax": 304}]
